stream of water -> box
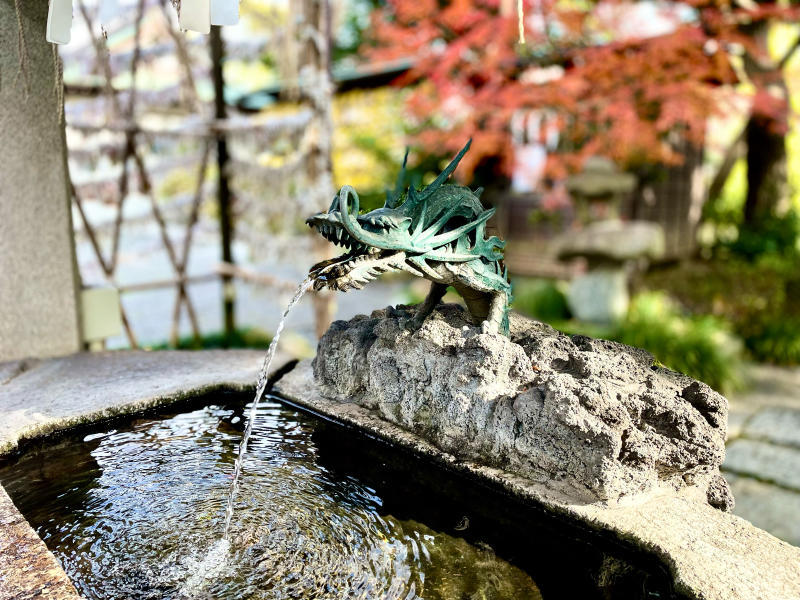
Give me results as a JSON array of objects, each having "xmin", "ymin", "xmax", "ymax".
[
  {"xmin": 182, "ymin": 277, "xmax": 314, "ymax": 592},
  {"xmin": 223, "ymin": 276, "xmax": 314, "ymax": 540}
]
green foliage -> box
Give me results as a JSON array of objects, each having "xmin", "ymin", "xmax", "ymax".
[
  {"xmin": 157, "ymin": 168, "xmax": 196, "ymax": 199},
  {"xmin": 512, "ymin": 278, "xmax": 571, "ymax": 323},
  {"xmin": 703, "ymin": 159, "xmax": 800, "ymax": 261},
  {"xmin": 744, "ymin": 317, "xmax": 800, "ymax": 366},
  {"xmin": 148, "ymin": 327, "xmax": 272, "ymax": 351},
  {"xmin": 514, "ymin": 281, "xmax": 742, "ymax": 393},
  {"xmin": 727, "ymin": 210, "xmax": 800, "ymax": 261},
  {"xmin": 612, "ymin": 293, "xmax": 742, "ymax": 393},
  {"xmin": 349, "ymin": 134, "xmax": 405, "ymax": 211},
  {"xmin": 332, "ymin": 0, "xmax": 382, "ymax": 62},
  {"xmin": 643, "ymin": 259, "xmax": 800, "ymax": 365}
]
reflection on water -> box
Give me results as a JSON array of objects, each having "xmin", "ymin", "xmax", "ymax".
[{"xmin": 0, "ymin": 392, "xmax": 677, "ymax": 599}]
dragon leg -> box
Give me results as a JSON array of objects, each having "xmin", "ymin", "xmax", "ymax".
[
  {"xmin": 481, "ymin": 290, "xmax": 509, "ymax": 335},
  {"xmin": 408, "ymin": 282, "xmax": 448, "ymax": 330}
]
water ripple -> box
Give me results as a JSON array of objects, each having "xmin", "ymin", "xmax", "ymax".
[{"xmin": 1, "ymin": 400, "xmax": 542, "ymax": 600}]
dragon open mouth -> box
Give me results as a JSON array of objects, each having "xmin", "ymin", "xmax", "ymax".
[
  {"xmin": 309, "ymin": 214, "xmax": 374, "ymax": 255},
  {"xmin": 309, "ymin": 249, "xmax": 404, "ymax": 292},
  {"xmin": 307, "ymin": 213, "xmax": 405, "ymax": 292}
]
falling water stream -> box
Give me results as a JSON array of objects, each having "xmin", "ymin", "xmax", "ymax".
[
  {"xmin": 222, "ymin": 276, "xmax": 314, "ymax": 540},
  {"xmin": 185, "ymin": 277, "xmax": 314, "ymax": 590}
]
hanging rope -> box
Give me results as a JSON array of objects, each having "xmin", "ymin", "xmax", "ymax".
[
  {"xmin": 52, "ymin": 44, "xmax": 64, "ymax": 124},
  {"xmin": 13, "ymin": 0, "xmax": 30, "ymax": 95}
]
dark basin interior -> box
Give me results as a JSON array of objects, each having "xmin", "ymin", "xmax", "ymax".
[{"xmin": 0, "ymin": 390, "xmax": 682, "ymax": 599}]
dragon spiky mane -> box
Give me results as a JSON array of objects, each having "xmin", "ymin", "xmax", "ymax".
[{"xmin": 376, "ymin": 140, "xmax": 507, "ymax": 264}]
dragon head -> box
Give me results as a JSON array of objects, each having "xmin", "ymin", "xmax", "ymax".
[{"xmin": 306, "ymin": 140, "xmax": 505, "ymax": 292}]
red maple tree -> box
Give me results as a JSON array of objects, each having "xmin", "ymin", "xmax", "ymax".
[{"xmin": 365, "ymin": 0, "xmax": 799, "ymax": 215}]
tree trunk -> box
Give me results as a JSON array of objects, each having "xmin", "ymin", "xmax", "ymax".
[
  {"xmin": 210, "ymin": 25, "xmax": 236, "ymax": 345},
  {"xmin": 742, "ymin": 19, "xmax": 790, "ymax": 225},
  {"xmin": 295, "ymin": 0, "xmax": 336, "ymax": 338},
  {"xmin": 744, "ymin": 112, "xmax": 788, "ymax": 223}
]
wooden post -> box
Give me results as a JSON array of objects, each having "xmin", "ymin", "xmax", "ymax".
[
  {"xmin": 210, "ymin": 25, "xmax": 237, "ymax": 345},
  {"xmin": 297, "ymin": 0, "xmax": 336, "ymax": 338}
]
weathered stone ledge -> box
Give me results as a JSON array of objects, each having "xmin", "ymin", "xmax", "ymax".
[
  {"xmin": 0, "ymin": 350, "xmax": 268, "ymax": 456},
  {"xmin": 0, "ymin": 485, "xmax": 81, "ymax": 600},
  {"xmin": 276, "ymin": 360, "xmax": 800, "ymax": 600}
]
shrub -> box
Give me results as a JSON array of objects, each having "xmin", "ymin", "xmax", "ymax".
[
  {"xmin": 642, "ymin": 258, "xmax": 800, "ymax": 365},
  {"xmin": 738, "ymin": 316, "xmax": 800, "ymax": 365},
  {"xmin": 613, "ymin": 293, "xmax": 742, "ymax": 393},
  {"xmin": 512, "ymin": 278, "xmax": 572, "ymax": 323},
  {"xmin": 703, "ymin": 158, "xmax": 800, "ymax": 262},
  {"xmin": 724, "ymin": 210, "xmax": 800, "ymax": 262}
]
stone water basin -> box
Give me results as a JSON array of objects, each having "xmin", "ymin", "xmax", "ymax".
[{"xmin": 0, "ymin": 390, "xmax": 678, "ymax": 599}]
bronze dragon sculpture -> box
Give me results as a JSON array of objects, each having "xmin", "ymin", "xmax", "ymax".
[{"xmin": 306, "ymin": 141, "xmax": 512, "ymax": 335}]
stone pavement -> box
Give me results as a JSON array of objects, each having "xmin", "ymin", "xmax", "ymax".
[{"xmin": 723, "ymin": 364, "xmax": 800, "ymax": 547}]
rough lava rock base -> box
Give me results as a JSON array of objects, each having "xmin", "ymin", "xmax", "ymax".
[{"xmin": 313, "ymin": 304, "xmax": 733, "ymax": 510}]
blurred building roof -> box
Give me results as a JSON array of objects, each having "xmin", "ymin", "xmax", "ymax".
[{"xmin": 234, "ymin": 57, "xmax": 414, "ymax": 111}]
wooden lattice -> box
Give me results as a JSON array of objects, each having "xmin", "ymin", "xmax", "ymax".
[{"xmin": 68, "ymin": 0, "xmax": 331, "ymax": 348}]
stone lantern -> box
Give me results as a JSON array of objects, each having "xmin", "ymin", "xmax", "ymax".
[
  {"xmin": 565, "ymin": 156, "xmax": 637, "ymax": 223},
  {"xmin": 557, "ymin": 220, "xmax": 665, "ymax": 324}
]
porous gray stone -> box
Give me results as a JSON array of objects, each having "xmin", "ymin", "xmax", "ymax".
[{"xmin": 313, "ymin": 304, "xmax": 732, "ymax": 510}]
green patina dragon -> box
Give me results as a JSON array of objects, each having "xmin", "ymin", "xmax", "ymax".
[{"xmin": 306, "ymin": 141, "xmax": 512, "ymax": 336}]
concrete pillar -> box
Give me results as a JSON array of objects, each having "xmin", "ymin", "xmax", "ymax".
[{"xmin": 0, "ymin": 0, "xmax": 82, "ymax": 361}]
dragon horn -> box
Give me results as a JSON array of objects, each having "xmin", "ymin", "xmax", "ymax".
[
  {"xmin": 418, "ymin": 139, "xmax": 472, "ymax": 201},
  {"xmin": 386, "ymin": 148, "xmax": 410, "ymax": 209},
  {"xmin": 416, "ymin": 201, "xmax": 466, "ymax": 244},
  {"xmin": 426, "ymin": 207, "xmax": 496, "ymax": 248},
  {"xmin": 339, "ymin": 185, "xmax": 413, "ymax": 251}
]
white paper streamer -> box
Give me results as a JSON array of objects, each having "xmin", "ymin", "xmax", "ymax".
[
  {"xmin": 97, "ymin": 0, "xmax": 121, "ymax": 26},
  {"xmin": 210, "ymin": 0, "xmax": 238, "ymax": 26},
  {"xmin": 179, "ymin": 0, "xmax": 210, "ymax": 34},
  {"xmin": 46, "ymin": 0, "xmax": 72, "ymax": 44}
]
